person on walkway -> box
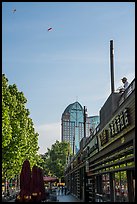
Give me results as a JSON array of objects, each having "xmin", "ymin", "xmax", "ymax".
[
  {"xmin": 121, "ymin": 77, "xmax": 129, "ymax": 90},
  {"xmin": 57, "ymin": 185, "xmax": 60, "ymax": 196},
  {"xmin": 64, "ymin": 185, "xmax": 67, "ymax": 195},
  {"xmin": 118, "ymin": 77, "xmax": 129, "ymax": 93},
  {"xmin": 61, "ymin": 185, "xmax": 64, "ymax": 195}
]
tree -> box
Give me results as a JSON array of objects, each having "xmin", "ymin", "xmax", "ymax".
[
  {"xmin": 2, "ymin": 74, "xmax": 13, "ymax": 178},
  {"xmin": 2, "ymin": 74, "xmax": 43, "ymax": 180},
  {"xmin": 41, "ymin": 140, "xmax": 72, "ymax": 179}
]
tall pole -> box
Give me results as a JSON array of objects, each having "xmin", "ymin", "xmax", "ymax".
[
  {"xmin": 110, "ymin": 40, "xmax": 115, "ymax": 93},
  {"xmin": 84, "ymin": 106, "xmax": 86, "ymax": 138}
]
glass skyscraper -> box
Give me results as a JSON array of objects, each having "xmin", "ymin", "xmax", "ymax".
[
  {"xmin": 61, "ymin": 101, "xmax": 84, "ymax": 154},
  {"xmin": 61, "ymin": 101, "xmax": 100, "ymax": 154}
]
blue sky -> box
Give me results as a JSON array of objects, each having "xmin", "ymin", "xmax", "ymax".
[{"xmin": 2, "ymin": 2, "xmax": 135, "ymax": 154}]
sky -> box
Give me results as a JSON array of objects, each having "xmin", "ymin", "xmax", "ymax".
[{"xmin": 2, "ymin": 2, "xmax": 135, "ymax": 154}]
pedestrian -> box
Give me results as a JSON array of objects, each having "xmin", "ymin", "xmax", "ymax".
[
  {"xmin": 64, "ymin": 185, "xmax": 67, "ymax": 195},
  {"xmin": 57, "ymin": 185, "xmax": 60, "ymax": 196},
  {"xmin": 7, "ymin": 189, "xmax": 10, "ymax": 197},
  {"xmin": 121, "ymin": 77, "xmax": 129, "ymax": 90},
  {"xmin": 61, "ymin": 185, "xmax": 64, "ymax": 195}
]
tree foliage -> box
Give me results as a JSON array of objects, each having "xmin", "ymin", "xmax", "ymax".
[
  {"xmin": 40, "ymin": 140, "xmax": 72, "ymax": 179},
  {"xmin": 2, "ymin": 74, "xmax": 43, "ymax": 179}
]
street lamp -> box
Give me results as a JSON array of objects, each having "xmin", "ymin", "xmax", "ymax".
[{"xmin": 84, "ymin": 106, "xmax": 87, "ymax": 138}]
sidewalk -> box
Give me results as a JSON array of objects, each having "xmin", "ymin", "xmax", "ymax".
[{"xmin": 57, "ymin": 194, "xmax": 81, "ymax": 202}]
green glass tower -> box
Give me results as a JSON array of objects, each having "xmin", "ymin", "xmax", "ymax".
[{"xmin": 61, "ymin": 101, "xmax": 84, "ymax": 154}]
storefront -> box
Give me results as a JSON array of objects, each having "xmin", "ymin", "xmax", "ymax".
[
  {"xmin": 64, "ymin": 79, "xmax": 135, "ymax": 202},
  {"xmin": 87, "ymin": 80, "xmax": 135, "ymax": 202}
]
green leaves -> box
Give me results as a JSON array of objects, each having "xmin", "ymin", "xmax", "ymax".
[
  {"xmin": 40, "ymin": 140, "xmax": 71, "ymax": 179},
  {"xmin": 2, "ymin": 74, "xmax": 41, "ymax": 179}
]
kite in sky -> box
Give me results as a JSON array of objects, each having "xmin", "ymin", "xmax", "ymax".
[
  {"xmin": 47, "ymin": 27, "xmax": 53, "ymax": 31},
  {"xmin": 12, "ymin": 8, "xmax": 16, "ymax": 13}
]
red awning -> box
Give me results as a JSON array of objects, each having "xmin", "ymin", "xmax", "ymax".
[
  {"xmin": 43, "ymin": 176, "xmax": 58, "ymax": 183},
  {"xmin": 17, "ymin": 159, "xmax": 32, "ymax": 202}
]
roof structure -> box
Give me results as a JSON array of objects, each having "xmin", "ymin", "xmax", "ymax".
[{"xmin": 63, "ymin": 101, "xmax": 83, "ymax": 115}]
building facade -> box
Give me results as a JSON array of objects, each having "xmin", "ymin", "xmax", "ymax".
[
  {"xmin": 64, "ymin": 79, "xmax": 135, "ymax": 202},
  {"xmin": 61, "ymin": 101, "xmax": 84, "ymax": 154},
  {"xmin": 61, "ymin": 102, "xmax": 100, "ymax": 155}
]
